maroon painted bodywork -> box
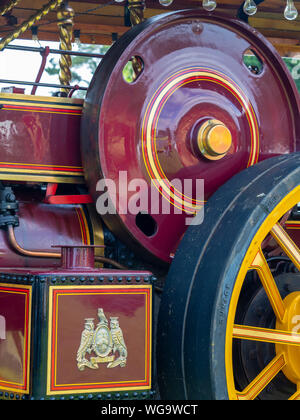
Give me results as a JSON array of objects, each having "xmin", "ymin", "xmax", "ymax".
[
  {"xmin": 0, "ymin": 262, "xmax": 153, "ymax": 397},
  {"xmin": 0, "ymin": 201, "xmax": 97, "ymax": 268}
]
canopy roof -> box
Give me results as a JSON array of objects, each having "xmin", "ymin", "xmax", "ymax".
[{"xmin": 0, "ymin": 0, "xmax": 299, "ymax": 56}]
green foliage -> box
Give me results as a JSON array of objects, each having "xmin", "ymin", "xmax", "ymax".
[{"xmin": 122, "ymin": 60, "xmax": 135, "ymax": 83}]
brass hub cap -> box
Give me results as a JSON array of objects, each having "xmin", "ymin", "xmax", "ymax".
[{"xmin": 197, "ymin": 119, "xmax": 232, "ymax": 160}]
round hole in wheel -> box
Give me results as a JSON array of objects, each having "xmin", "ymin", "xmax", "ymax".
[
  {"xmin": 122, "ymin": 56, "xmax": 144, "ymax": 83},
  {"xmin": 157, "ymin": 153, "xmax": 300, "ymax": 400},
  {"xmin": 135, "ymin": 212, "xmax": 158, "ymax": 237},
  {"xmin": 243, "ymin": 48, "xmax": 264, "ymax": 75}
]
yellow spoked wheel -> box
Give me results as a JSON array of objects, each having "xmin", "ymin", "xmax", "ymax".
[
  {"xmin": 157, "ymin": 153, "xmax": 300, "ymax": 400},
  {"xmin": 227, "ymin": 183, "xmax": 300, "ymax": 400}
]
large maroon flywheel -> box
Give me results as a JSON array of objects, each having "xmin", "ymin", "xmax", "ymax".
[{"xmin": 81, "ymin": 10, "xmax": 300, "ymax": 265}]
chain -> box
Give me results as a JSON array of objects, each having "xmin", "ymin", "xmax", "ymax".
[
  {"xmin": 0, "ymin": 0, "xmax": 64, "ymax": 51},
  {"xmin": 0, "ymin": 0, "xmax": 21, "ymax": 16}
]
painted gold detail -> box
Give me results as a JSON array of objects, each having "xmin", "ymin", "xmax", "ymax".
[
  {"xmin": 142, "ymin": 68, "xmax": 259, "ymax": 214},
  {"xmin": 77, "ymin": 308, "xmax": 127, "ymax": 371},
  {"xmin": 250, "ymin": 248, "xmax": 286, "ymax": 322},
  {"xmin": 285, "ymin": 221, "xmax": 300, "ymax": 230},
  {"xmin": 0, "ymin": 172, "xmax": 84, "ymax": 184},
  {"xmin": 197, "ymin": 119, "xmax": 232, "ymax": 160}
]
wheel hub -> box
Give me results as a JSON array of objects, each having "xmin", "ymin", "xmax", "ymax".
[
  {"xmin": 195, "ymin": 119, "xmax": 232, "ymax": 160},
  {"xmin": 276, "ymin": 292, "xmax": 300, "ymax": 385}
]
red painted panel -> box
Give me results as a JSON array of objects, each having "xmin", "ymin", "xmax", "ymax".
[
  {"xmin": 47, "ymin": 285, "xmax": 152, "ymax": 395},
  {"xmin": 0, "ymin": 284, "xmax": 31, "ymax": 393}
]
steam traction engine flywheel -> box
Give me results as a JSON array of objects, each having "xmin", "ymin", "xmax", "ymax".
[{"xmin": 81, "ymin": 10, "xmax": 299, "ymax": 266}]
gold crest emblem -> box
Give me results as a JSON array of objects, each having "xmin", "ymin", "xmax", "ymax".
[{"xmin": 76, "ymin": 308, "xmax": 127, "ymax": 371}]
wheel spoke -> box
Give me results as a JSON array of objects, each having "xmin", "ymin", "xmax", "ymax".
[
  {"xmin": 233, "ymin": 324, "xmax": 300, "ymax": 346},
  {"xmin": 271, "ymin": 223, "xmax": 300, "ymax": 271},
  {"xmin": 236, "ymin": 353, "xmax": 286, "ymax": 400},
  {"xmin": 289, "ymin": 384, "xmax": 300, "ymax": 400},
  {"xmin": 250, "ymin": 249, "xmax": 286, "ymax": 322}
]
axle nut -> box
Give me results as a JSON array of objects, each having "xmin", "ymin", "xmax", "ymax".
[{"xmin": 197, "ymin": 119, "xmax": 232, "ymax": 160}]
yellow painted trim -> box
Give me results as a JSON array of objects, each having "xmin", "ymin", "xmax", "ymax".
[
  {"xmin": 0, "ymin": 92, "xmax": 83, "ymax": 106},
  {"xmin": 142, "ymin": 68, "xmax": 259, "ymax": 214},
  {"xmin": 233, "ymin": 324, "xmax": 300, "ymax": 346},
  {"xmin": 236, "ymin": 353, "xmax": 286, "ymax": 400},
  {"xmin": 0, "ymin": 173, "xmax": 84, "ymax": 184},
  {"xmin": 2, "ymin": 107, "xmax": 82, "ymax": 115},
  {"xmin": 286, "ymin": 221, "xmax": 300, "ymax": 230},
  {"xmin": 75, "ymin": 207, "xmax": 91, "ymax": 245}
]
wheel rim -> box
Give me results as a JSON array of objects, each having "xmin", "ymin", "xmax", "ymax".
[{"xmin": 226, "ymin": 186, "xmax": 300, "ymax": 400}]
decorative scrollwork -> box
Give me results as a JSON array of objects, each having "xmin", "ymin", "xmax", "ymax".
[{"xmin": 76, "ymin": 308, "xmax": 128, "ymax": 371}]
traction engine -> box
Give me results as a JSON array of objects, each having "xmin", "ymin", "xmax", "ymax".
[{"xmin": 0, "ymin": 0, "xmax": 300, "ymax": 401}]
